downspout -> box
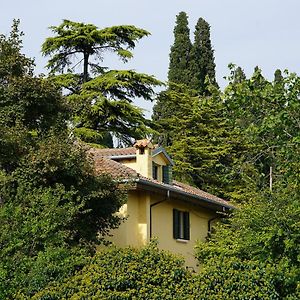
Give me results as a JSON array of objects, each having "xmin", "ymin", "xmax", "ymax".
[{"xmin": 150, "ymin": 190, "xmax": 170, "ymax": 238}]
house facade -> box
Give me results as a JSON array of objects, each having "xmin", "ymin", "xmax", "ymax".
[{"xmin": 90, "ymin": 139, "xmax": 233, "ymax": 269}]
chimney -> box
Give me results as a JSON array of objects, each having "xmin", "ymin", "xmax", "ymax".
[{"xmin": 134, "ymin": 139, "xmax": 154, "ymax": 178}]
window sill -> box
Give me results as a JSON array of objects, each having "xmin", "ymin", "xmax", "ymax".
[{"xmin": 176, "ymin": 239, "xmax": 189, "ymax": 243}]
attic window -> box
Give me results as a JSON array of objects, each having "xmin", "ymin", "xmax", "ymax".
[
  {"xmin": 139, "ymin": 148, "xmax": 145, "ymax": 155},
  {"xmin": 152, "ymin": 164, "xmax": 158, "ymax": 180},
  {"xmin": 173, "ymin": 209, "xmax": 190, "ymax": 240}
]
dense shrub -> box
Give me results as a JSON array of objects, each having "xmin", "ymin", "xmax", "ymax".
[{"xmin": 29, "ymin": 243, "xmax": 194, "ymax": 300}]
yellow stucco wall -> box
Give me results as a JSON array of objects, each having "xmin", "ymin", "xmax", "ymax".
[
  {"xmin": 152, "ymin": 154, "xmax": 168, "ymax": 166},
  {"xmin": 150, "ymin": 194, "xmax": 215, "ymax": 269},
  {"xmin": 107, "ymin": 191, "xmax": 149, "ymax": 247},
  {"xmin": 121, "ymin": 159, "xmax": 137, "ymax": 170},
  {"xmin": 120, "ymin": 151, "xmax": 169, "ymax": 182},
  {"xmin": 107, "ymin": 188, "xmax": 216, "ymax": 270}
]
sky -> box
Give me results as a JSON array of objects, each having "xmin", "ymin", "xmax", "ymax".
[{"xmin": 1, "ymin": 0, "xmax": 300, "ymax": 116}]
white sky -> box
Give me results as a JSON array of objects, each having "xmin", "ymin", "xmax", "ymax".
[{"xmin": 2, "ymin": 0, "xmax": 300, "ymax": 116}]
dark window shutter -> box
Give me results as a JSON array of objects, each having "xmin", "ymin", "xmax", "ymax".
[
  {"xmin": 162, "ymin": 165, "xmax": 169, "ymax": 183},
  {"xmin": 173, "ymin": 209, "xmax": 180, "ymax": 239},
  {"xmin": 163, "ymin": 165, "xmax": 172, "ymax": 184},
  {"xmin": 183, "ymin": 212, "xmax": 190, "ymax": 240}
]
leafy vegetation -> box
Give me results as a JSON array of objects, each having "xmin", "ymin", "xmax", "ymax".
[
  {"xmin": 0, "ymin": 21, "xmax": 124, "ymax": 298},
  {"xmin": 167, "ymin": 12, "xmax": 192, "ymax": 87},
  {"xmin": 27, "ymin": 243, "xmax": 194, "ymax": 299},
  {"xmin": 196, "ymin": 184, "xmax": 300, "ymax": 299},
  {"xmin": 1, "ymin": 14, "xmax": 300, "ymax": 300}
]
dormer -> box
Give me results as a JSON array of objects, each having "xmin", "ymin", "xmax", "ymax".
[
  {"xmin": 152, "ymin": 146, "xmax": 174, "ymax": 184},
  {"xmin": 91, "ymin": 139, "xmax": 174, "ymax": 184}
]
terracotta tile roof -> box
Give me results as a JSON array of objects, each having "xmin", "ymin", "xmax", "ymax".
[
  {"xmin": 94, "ymin": 156, "xmax": 138, "ymax": 178},
  {"xmin": 172, "ymin": 181, "xmax": 230, "ymax": 207},
  {"xmin": 90, "ymin": 150, "xmax": 232, "ymax": 209},
  {"xmin": 89, "ymin": 147, "xmax": 136, "ymax": 158}
]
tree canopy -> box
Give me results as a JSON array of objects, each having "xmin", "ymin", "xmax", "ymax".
[
  {"xmin": 189, "ymin": 17, "xmax": 217, "ymax": 94},
  {"xmin": 42, "ymin": 19, "xmax": 150, "ymax": 81},
  {"xmin": 167, "ymin": 12, "xmax": 192, "ymax": 86},
  {"xmin": 42, "ymin": 20, "xmax": 162, "ymax": 146},
  {"xmin": 0, "ymin": 21, "xmax": 125, "ymax": 298}
]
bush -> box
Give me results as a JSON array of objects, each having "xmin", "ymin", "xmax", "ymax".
[{"xmin": 30, "ymin": 243, "xmax": 194, "ymax": 300}]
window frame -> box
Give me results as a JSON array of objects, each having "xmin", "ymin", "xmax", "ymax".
[
  {"xmin": 173, "ymin": 209, "xmax": 190, "ymax": 241},
  {"xmin": 152, "ymin": 163, "xmax": 158, "ymax": 180}
]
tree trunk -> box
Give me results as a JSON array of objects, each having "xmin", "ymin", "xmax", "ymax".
[{"xmin": 83, "ymin": 52, "xmax": 89, "ymax": 82}]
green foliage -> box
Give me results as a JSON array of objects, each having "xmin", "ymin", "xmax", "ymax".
[
  {"xmin": 194, "ymin": 258, "xmax": 280, "ymax": 299},
  {"xmin": 42, "ymin": 20, "xmax": 162, "ymax": 146},
  {"xmin": 232, "ymin": 65, "xmax": 246, "ymax": 83},
  {"xmin": 196, "ymin": 184, "xmax": 300, "ymax": 299},
  {"xmin": 0, "ymin": 20, "xmax": 66, "ymax": 172},
  {"xmin": 155, "ymin": 65, "xmax": 300, "ymax": 201},
  {"xmin": 167, "ymin": 13, "xmax": 217, "ymax": 94},
  {"xmin": 224, "ymin": 66, "xmax": 300, "ymax": 187},
  {"xmin": 42, "ymin": 19, "xmax": 150, "ymax": 80},
  {"xmin": 153, "ymin": 83, "xmax": 246, "ymax": 200},
  {"xmin": 274, "ymin": 68, "xmax": 283, "ymax": 84},
  {"xmin": 27, "ymin": 241, "xmax": 287, "ymax": 299},
  {"xmin": 168, "ymin": 12, "xmax": 192, "ymax": 86},
  {"xmin": 0, "ymin": 134, "xmax": 125, "ymax": 299},
  {"xmin": 29, "ymin": 243, "xmax": 194, "ymax": 300},
  {"xmin": 189, "ymin": 17, "xmax": 218, "ymax": 94},
  {"xmin": 0, "ymin": 19, "xmax": 33, "ymax": 81},
  {"xmin": 0, "ymin": 23, "xmax": 125, "ymax": 298}
]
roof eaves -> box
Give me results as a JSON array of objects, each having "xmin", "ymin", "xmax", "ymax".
[{"xmin": 132, "ymin": 177, "xmax": 233, "ymax": 210}]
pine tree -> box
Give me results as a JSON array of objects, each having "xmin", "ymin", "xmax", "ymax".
[
  {"xmin": 167, "ymin": 12, "xmax": 192, "ymax": 85},
  {"xmin": 189, "ymin": 18, "xmax": 217, "ymax": 95}
]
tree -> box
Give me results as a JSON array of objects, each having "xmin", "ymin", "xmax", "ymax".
[
  {"xmin": 167, "ymin": 12, "xmax": 192, "ymax": 86},
  {"xmin": 189, "ymin": 17, "xmax": 218, "ymax": 95},
  {"xmin": 42, "ymin": 20, "xmax": 162, "ymax": 146},
  {"xmin": 0, "ymin": 19, "xmax": 66, "ymax": 172},
  {"xmin": 153, "ymin": 14, "xmax": 219, "ymax": 148},
  {"xmin": 223, "ymin": 66, "xmax": 300, "ymax": 189},
  {"xmin": 0, "ymin": 22, "xmax": 125, "ymax": 298},
  {"xmin": 153, "ymin": 83, "xmax": 246, "ymax": 200},
  {"xmin": 274, "ymin": 68, "xmax": 283, "ymax": 84},
  {"xmin": 196, "ymin": 184, "xmax": 300, "ymax": 299}
]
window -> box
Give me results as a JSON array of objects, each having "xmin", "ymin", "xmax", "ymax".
[
  {"xmin": 173, "ymin": 209, "xmax": 190, "ymax": 240},
  {"xmin": 152, "ymin": 164, "xmax": 158, "ymax": 180}
]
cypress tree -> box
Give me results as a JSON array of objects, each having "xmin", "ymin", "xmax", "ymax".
[
  {"xmin": 189, "ymin": 18, "xmax": 217, "ymax": 95},
  {"xmin": 168, "ymin": 12, "xmax": 192, "ymax": 85}
]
